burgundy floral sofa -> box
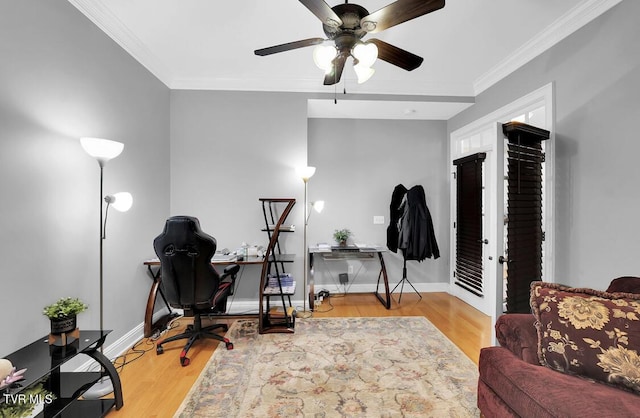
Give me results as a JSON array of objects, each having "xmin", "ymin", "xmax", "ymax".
[{"xmin": 478, "ymin": 277, "xmax": 640, "ymax": 417}]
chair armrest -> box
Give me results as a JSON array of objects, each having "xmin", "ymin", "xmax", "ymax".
[
  {"xmin": 495, "ymin": 313, "xmax": 539, "ymax": 365},
  {"xmin": 221, "ymin": 264, "xmax": 240, "ymax": 279}
]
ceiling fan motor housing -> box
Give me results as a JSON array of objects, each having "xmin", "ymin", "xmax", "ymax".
[{"xmin": 323, "ymin": 4, "xmax": 369, "ymax": 39}]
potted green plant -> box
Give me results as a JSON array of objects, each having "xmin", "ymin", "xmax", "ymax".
[
  {"xmin": 43, "ymin": 297, "xmax": 88, "ymax": 335},
  {"xmin": 333, "ymin": 228, "xmax": 351, "ymax": 246}
]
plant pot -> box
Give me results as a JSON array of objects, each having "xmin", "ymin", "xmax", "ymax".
[{"xmin": 50, "ymin": 316, "xmax": 77, "ymax": 335}]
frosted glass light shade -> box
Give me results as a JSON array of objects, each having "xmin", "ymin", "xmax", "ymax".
[
  {"xmin": 354, "ymin": 63, "xmax": 375, "ymax": 84},
  {"xmin": 313, "ymin": 45, "xmax": 337, "ymax": 73},
  {"xmin": 352, "ymin": 42, "xmax": 378, "ymax": 68},
  {"xmin": 311, "ymin": 200, "xmax": 325, "ymax": 213},
  {"xmin": 80, "ymin": 137, "xmax": 124, "ymax": 166},
  {"xmin": 297, "ymin": 166, "xmax": 316, "ymax": 182},
  {"xmin": 104, "ymin": 192, "xmax": 133, "ymax": 212}
]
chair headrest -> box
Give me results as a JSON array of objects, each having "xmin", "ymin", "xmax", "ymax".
[{"xmin": 154, "ymin": 216, "xmax": 217, "ymax": 258}]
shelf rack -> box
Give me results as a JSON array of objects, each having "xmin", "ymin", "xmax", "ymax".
[{"xmin": 258, "ymin": 198, "xmax": 296, "ymax": 333}]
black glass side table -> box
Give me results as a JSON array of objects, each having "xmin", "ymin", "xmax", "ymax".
[{"xmin": 2, "ymin": 330, "xmax": 123, "ymax": 417}]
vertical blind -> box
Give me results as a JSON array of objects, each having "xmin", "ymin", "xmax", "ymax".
[
  {"xmin": 503, "ymin": 122, "xmax": 549, "ymax": 313},
  {"xmin": 453, "ymin": 153, "xmax": 486, "ymax": 297}
]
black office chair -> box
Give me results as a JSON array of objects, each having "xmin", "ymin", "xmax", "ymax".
[{"xmin": 153, "ymin": 216, "xmax": 240, "ymax": 366}]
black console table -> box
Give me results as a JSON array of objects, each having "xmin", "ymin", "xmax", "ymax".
[
  {"xmin": 1, "ymin": 330, "xmax": 123, "ymax": 417},
  {"xmin": 308, "ymin": 245, "xmax": 391, "ymax": 310}
]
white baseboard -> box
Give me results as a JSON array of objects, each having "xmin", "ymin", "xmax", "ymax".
[
  {"xmin": 74, "ymin": 309, "xmax": 171, "ymax": 372},
  {"xmin": 313, "ymin": 282, "xmax": 450, "ymax": 295}
]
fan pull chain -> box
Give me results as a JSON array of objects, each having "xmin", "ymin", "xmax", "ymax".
[{"xmin": 333, "ymin": 62, "xmax": 338, "ymax": 104}]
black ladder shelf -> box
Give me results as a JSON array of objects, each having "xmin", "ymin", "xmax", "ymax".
[{"xmin": 258, "ymin": 198, "xmax": 296, "ymax": 333}]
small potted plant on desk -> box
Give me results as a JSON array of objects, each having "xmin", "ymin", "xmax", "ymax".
[
  {"xmin": 43, "ymin": 297, "xmax": 88, "ymax": 343},
  {"xmin": 333, "ymin": 228, "xmax": 351, "ymax": 247}
]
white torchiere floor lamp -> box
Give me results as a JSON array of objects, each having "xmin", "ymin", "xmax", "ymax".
[
  {"xmin": 297, "ymin": 166, "xmax": 324, "ymax": 318},
  {"xmin": 80, "ymin": 137, "xmax": 133, "ymax": 398}
]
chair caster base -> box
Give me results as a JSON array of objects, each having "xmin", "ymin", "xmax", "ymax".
[
  {"xmin": 180, "ymin": 356, "xmax": 190, "ymax": 367},
  {"xmin": 156, "ymin": 345, "xmax": 164, "ymax": 355},
  {"xmin": 225, "ymin": 339, "xmax": 233, "ymax": 350}
]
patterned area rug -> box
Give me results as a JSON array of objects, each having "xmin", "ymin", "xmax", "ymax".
[{"xmin": 175, "ymin": 317, "xmax": 479, "ymax": 417}]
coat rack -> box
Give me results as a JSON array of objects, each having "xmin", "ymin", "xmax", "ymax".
[
  {"xmin": 386, "ymin": 184, "xmax": 439, "ymax": 303},
  {"xmin": 391, "ymin": 254, "xmax": 422, "ymax": 302}
]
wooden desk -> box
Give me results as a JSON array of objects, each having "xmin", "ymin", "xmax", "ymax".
[
  {"xmin": 142, "ymin": 255, "xmax": 293, "ymax": 337},
  {"xmin": 308, "ymin": 246, "xmax": 391, "ymax": 310}
]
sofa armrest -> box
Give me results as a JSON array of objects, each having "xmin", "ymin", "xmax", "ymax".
[
  {"xmin": 495, "ymin": 313, "xmax": 539, "ymax": 365},
  {"xmin": 606, "ymin": 276, "xmax": 640, "ymax": 294}
]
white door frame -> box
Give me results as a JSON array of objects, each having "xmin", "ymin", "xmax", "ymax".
[{"xmin": 449, "ymin": 83, "xmax": 555, "ymax": 337}]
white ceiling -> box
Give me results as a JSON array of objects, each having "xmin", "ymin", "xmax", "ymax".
[{"xmin": 68, "ymin": 0, "xmax": 620, "ymax": 119}]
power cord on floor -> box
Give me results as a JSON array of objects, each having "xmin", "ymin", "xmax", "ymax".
[
  {"xmin": 112, "ymin": 337, "xmax": 156, "ymax": 374},
  {"xmin": 87, "ymin": 314, "xmax": 186, "ymax": 375},
  {"xmin": 312, "ymin": 289, "xmax": 335, "ymax": 313}
]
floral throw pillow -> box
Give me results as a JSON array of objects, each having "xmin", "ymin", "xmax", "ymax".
[{"xmin": 530, "ymin": 281, "xmax": 640, "ymax": 393}]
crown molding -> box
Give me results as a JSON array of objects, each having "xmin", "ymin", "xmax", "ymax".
[
  {"xmin": 473, "ymin": 0, "xmax": 623, "ymax": 95},
  {"xmin": 170, "ymin": 76, "xmax": 475, "ymax": 97},
  {"xmin": 67, "ymin": 0, "xmax": 173, "ymax": 86}
]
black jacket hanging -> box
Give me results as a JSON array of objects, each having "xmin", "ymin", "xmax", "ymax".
[
  {"xmin": 392, "ymin": 185, "xmax": 439, "ymax": 261},
  {"xmin": 386, "ymin": 184, "xmax": 408, "ymax": 253}
]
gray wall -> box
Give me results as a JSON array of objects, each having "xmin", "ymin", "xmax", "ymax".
[
  {"xmin": 308, "ymin": 118, "xmax": 449, "ymax": 290},
  {"xmin": 169, "ymin": 94, "xmax": 451, "ymax": 302},
  {"xmin": 171, "ymin": 91, "xmax": 448, "ymax": 303},
  {"xmin": 0, "ymin": 0, "xmax": 170, "ymax": 355},
  {"xmin": 449, "ymin": 0, "xmax": 640, "ymax": 290},
  {"xmin": 169, "ymin": 90, "xmax": 309, "ymax": 301}
]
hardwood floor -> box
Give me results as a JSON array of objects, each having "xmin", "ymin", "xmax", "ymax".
[{"xmin": 107, "ymin": 292, "xmax": 491, "ymax": 417}]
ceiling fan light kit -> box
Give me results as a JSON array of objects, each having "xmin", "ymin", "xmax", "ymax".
[
  {"xmin": 254, "ymin": 0, "xmax": 445, "ymax": 85},
  {"xmin": 353, "ymin": 62, "xmax": 375, "ymax": 84},
  {"xmin": 352, "ymin": 42, "xmax": 378, "ymax": 68},
  {"xmin": 313, "ymin": 44, "xmax": 338, "ymax": 73}
]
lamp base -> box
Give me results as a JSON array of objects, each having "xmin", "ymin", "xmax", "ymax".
[{"xmin": 83, "ymin": 376, "xmax": 113, "ymax": 399}]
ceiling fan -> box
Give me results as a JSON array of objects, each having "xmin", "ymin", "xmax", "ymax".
[{"xmin": 254, "ymin": 0, "xmax": 445, "ymax": 85}]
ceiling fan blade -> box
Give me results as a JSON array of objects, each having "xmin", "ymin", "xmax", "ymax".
[
  {"xmin": 254, "ymin": 38, "xmax": 325, "ymax": 56},
  {"xmin": 323, "ymin": 53, "xmax": 348, "ymax": 85},
  {"xmin": 299, "ymin": 0, "xmax": 343, "ymax": 27},
  {"xmin": 368, "ymin": 39, "xmax": 424, "ymax": 71},
  {"xmin": 361, "ymin": 0, "xmax": 445, "ymax": 34}
]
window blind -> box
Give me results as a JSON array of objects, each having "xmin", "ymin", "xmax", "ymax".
[
  {"xmin": 453, "ymin": 153, "xmax": 486, "ymax": 297},
  {"xmin": 503, "ymin": 122, "xmax": 549, "ymax": 313}
]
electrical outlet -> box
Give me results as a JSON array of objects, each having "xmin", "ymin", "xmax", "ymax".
[
  {"xmin": 373, "ymin": 215, "xmax": 385, "ymax": 224},
  {"xmin": 348, "ymin": 265, "xmax": 354, "ymax": 274}
]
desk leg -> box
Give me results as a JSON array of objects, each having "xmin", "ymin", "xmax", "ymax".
[
  {"xmin": 308, "ymin": 252, "xmax": 315, "ymax": 312},
  {"xmin": 144, "ymin": 265, "xmax": 178, "ymax": 338},
  {"xmin": 375, "ymin": 252, "xmax": 391, "ymax": 309}
]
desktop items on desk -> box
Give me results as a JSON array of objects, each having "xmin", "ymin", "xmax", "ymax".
[{"xmin": 213, "ymin": 244, "xmax": 266, "ymax": 262}]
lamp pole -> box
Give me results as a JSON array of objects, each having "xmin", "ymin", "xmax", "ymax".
[
  {"xmin": 300, "ymin": 177, "xmax": 312, "ymax": 318},
  {"xmin": 99, "ymin": 163, "xmax": 105, "ymax": 335},
  {"xmin": 297, "ymin": 166, "xmax": 316, "ymax": 318}
]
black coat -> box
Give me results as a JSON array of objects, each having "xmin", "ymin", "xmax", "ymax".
[
  {"xmin": 386, "ymin": 184, "xmax": 407, "ymax": 253},
  {"xmin": 387, "ymin": 184, "xmax": 439, "ymax": 261}
]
